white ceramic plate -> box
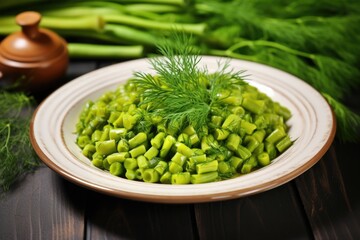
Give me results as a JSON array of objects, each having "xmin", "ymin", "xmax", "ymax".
[{"xmin": 30, "ymin": 56, "xmax": 336, "ymax": 203}]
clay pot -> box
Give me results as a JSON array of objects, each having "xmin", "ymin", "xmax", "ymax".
[{"xmin": 0, "ymin": 11, "xmax": 68, "ymax": 93}]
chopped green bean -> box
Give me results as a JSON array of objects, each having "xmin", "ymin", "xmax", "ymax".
[
  {"xmin": 135, "ymin": 168, "xmax": 144, "ymax": 180},
  {"xmin": 154, "ymin": 160, "xmax": 168, "ymax": 175},
  {"xmin": 99, "ymin": 126, "xmax": 110, "ymax": 141},
  {"xmin": 125, "ymin": 169, "xmax": 136, "ymax": 180},
  {"xmin": 91, "ymin": 158, "xmax": 103, "ymax": 169},
  {"xmin": 113, "ymin": 112, "xmax": 124, "ymax": 128},
  {"xmin": 143, "ymin": 169, "xmax": 160, "ymax": 183},
  {"xmin": 276, "ymin": 135, "xmax": 293, "ymax": 153},
  {"xmin": 91, "ymin": 130, "xmax": 102, "ymax": 143},
  {"xmin": 191, "ymin": 172, "xmax": 218, "ymax": 184},
  {"xmin": 253, "ymin": 142, "xmax": 265, "ymax": 155},
  {"xmin": 242, "ymin": 98, "xmax": 265, "ymax": 114},
  {"xmin": 176, "ymin": 142, "xmax": 194, "ymax": 157},
  {"xmin": 144, "ymin": 146, "xmax": 159, "ymax": 160},
  {"xmin": 150, "ymin": 132, "xmax": 166, "ymax": 149},
  {"xmin": 107, "ymin": 152, "xmax": 129, "ymax": 164},
  {"xmin": 252, "ymin": 130, "xmax": 266, "ymax": 143},
  {"xmin": 244, "ymin": 136, "xmax": 260, "ymax": 152},
  {"xmin": 177, "ymin": 133, "xmax": 191, "ymax": 146},
  {"xmin": 137, "ymin": 155, "xmax": 149, "ymax": 169},
  {"xmin": 148, "ymin": 157, "xmax": 161, "ymax": 168},
  {"xmin": 229, "ymin": 156, "xmax": 244, "ymax": 170},
  {"xmin": 107, "ymin": 111, "xmax": 121, "ymax": 125},
  {"xmin": 123, "ymin": 112, "xmax": 138, "ymax": 130},
  {"xmin": 265, "ymin": 142, "xmax": 277, "ymax": 160},
  {"xmin": 201, "ymin": 136, "xmax": 212, "ymax": 153},
  {"xmin": 110, "ymin": 162, "xmax": 124, "ymax": 176},
  {"xmin": 171, "ymin": 172, "xmax": 191, "ymax": 184},
  {"xmin": 241, "ymin": 156, "xmax": 258, "ymax": 174},
  {"xmin": 103, "ymin": 159, "xmax": 111, "ymax": 170},
  {"xmin": 214, "ymin": 128, "xmax": 230, "ymax": 141},
  {"xmin": 189, "ymin": 134, "xmax": 200, "ymax": 146},
  {"xmin": 196, "ymin": 160, "xmax": 218, "ymax": 174},
  {"xmin": 95, "ymin": 139, "xmax": 117, "ymax": 156},
  {"xmin": 169, "ymin": 161, "xmax": 183, "ymax": 173},
  {"xmin": 230, "ymin": 106, "xmax": 245, "ymax": 116},
  {"xmin": 222, "ymin": 114, "xmax": 241, "ymax": 132},
  {"xmin": 182, "ymin": 125, "xmax": 197, "ymax": 136},
  {"xmin": 236, "ymin": 145, "xmax": 252, "ymax": 160},
  {"xmin": 129, "ymin": 144, "xmax": 147, "ymax": 158},
  {"xmin": 240, "ymin": 120, "xmax": 257, "ymax": 135},
  {"xmin": 159, "ymin": 135, "xmax": 176, "ymax": 158},
  {"xmin": 265, "ymin": 127, "xmax": 286, "ymax": 144},
  {"xmin": 211, "ymin": 115, "xmax": 223, "ymax": 127},
  {"xmin": 124, "ymin": 157, "xmax": 138, "ymax": 170},
  {"xmin": 225, "ymin": 133, "xmax": 241, "ymax": 152},
  {"xmin": 77, "ymin": 135, "xmax": 91, "ymax": 148},
  {"xmin": 128, "ymin": 132, "xmax": 147, "ymax": 149},
  {"xmin": 117, "ymin": 139, "xmax": 129, "ymax": 152},
  {"xmin": 160, "ymin": 171, "xmax": 172, "ymax": 184},
  {"xmin": 189, "ymin": 154, "xmax": 207, "ymax": 163},
  {"xmin": 257, "ymin": 152, "xmax": 270, "ymax": 166},
  {"xmin": 109, "ymin": 128, "xmax": 127, "ymax": 141},
  {"xmin": 171, "ymin": 152, "xmax": 187, "ymax": 166},
  {"xmin": 82, "ymin": 144, "xmax": 96, "ymax": 158},
  {"xmin": 218, "ymin": 161, "xmax": 231, "ymax": 174}
]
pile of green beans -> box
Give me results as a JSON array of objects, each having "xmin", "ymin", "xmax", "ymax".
[{"xmin": 75, "ymin": 78, "xmax": 293, "ymax": 184}]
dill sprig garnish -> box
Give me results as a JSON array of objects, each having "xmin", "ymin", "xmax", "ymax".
[
  {"xmin": 0, "ymin": 91, "xmax": 40, "ymax": 192},
  {"xmin": 133, "ymin": 33, "xmax": 247, "ymax": 135}
]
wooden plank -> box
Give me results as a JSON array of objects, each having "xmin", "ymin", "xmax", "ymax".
[
  {"xmin": 295, "ymin": 142, "xmax": 360, "ymax": 239},
  {"xmin": 194, "ymin": 183, "xmax": 312, "ymax": 240},
  {"xmin": 0, "ymin": 166, "xmax": 86, "ymax": 240},
  {"xmin": 85, "ymin": 192, "xmax": 197, "ymax": 240}
]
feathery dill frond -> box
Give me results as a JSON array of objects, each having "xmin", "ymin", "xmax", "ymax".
[
  {"xmin": 0, "ymin": 91, "xmax": 40, "ymax": 192},
  {"xmin": 322, "ymin": 93, "xmax": 360, "ymax": 142},
  {"xmin": 133, "ymin": 33, "xmax": 211, "ymax": 132},
  {"xmin": 261, "ymin": 15, "xmax": 360, "ymax": 63},
  {"xmin": 207, "ymin": 59, "xmax": 248, "ymax": 103}
]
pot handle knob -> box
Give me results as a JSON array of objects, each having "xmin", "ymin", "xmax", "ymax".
[{"xmin": 15, "ymin": 11, "xmax": 41, "ymax": 39}]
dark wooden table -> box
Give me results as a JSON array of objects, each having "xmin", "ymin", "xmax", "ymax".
[{"xmin": 1, "ymin": 60, "xmax": 359, "ymax": 240}]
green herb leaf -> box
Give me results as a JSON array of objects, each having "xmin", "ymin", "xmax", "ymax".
[{"xmin": 0, "ymin": 91, "xmax": 40, "ymax": 192}]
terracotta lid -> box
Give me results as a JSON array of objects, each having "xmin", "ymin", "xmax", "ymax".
[{"xmin": 0, "ymin": 11, "xmax": 66, "ymax": 63}]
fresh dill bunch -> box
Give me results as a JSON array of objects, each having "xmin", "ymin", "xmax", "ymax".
[
  {"xmin": 133, "ymin": 33, "xmax": 247, "ymax": 135},
  {"xmin": 194, "ymin": 0, "xmax": 360, "ymax": 141},
  {"xmin": 322, "ymin": 93, "xmax": 360, "ymax": 142},
  {"xmin": 196, "ymin": 0, "xmax": 360, "ymax": 64},
  {"xmin": 0, "ymin": 91, "xmax": 40, "ymax": 192},
  {"xmin": 260, "ymin": 15, "xmax": 360, "ymax": 64},
  {"xmin": 213, "ymin": 39, "xmax": 359, "ymax": 100}
]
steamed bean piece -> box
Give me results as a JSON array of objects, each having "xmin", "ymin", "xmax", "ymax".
[
  {"xmin": 110, "ymin": 162, "xmax": 124, "ymax": 176},
  {"xmin": 143, "ymin": 169, "xmax": 160, "ymax": 183},
  {"xmin": 191, "ymin": 172, "xmax": 219, "ymax": 184},
  {"xmin": 171, "ymin": 172, "xmax": 191, "ymax": 184}
]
